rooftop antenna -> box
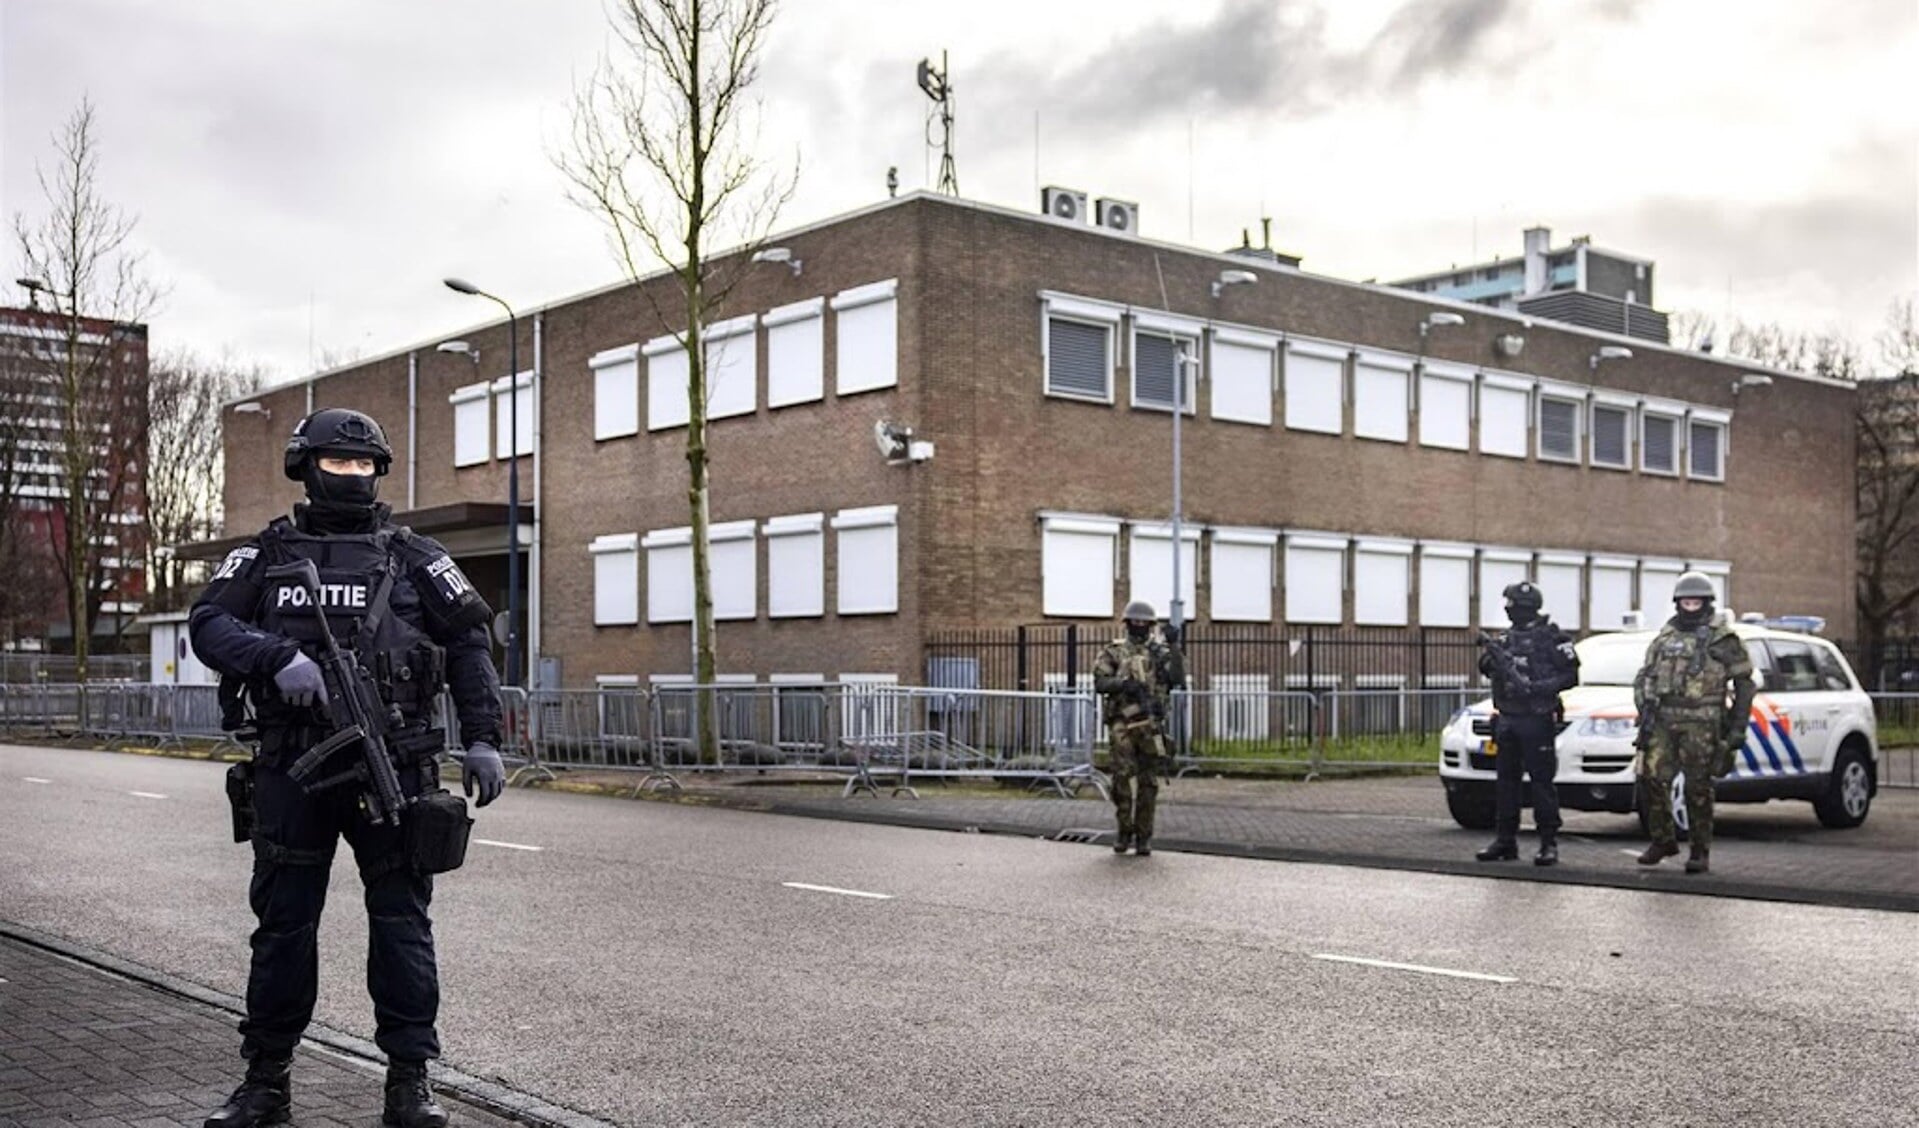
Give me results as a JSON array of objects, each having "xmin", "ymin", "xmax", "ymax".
[{"xmin": 918, "ymin": 51, "xmax": 958, "ymax": 196}]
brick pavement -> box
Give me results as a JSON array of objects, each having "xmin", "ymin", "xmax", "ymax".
[{"xmin": 0, "ymin": 935, "xmax": 523, "ymax": 1128}]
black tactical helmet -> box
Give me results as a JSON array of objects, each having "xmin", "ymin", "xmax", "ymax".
[
  {"xmin": 283, "ymin": 408, "xmax": 393, "ymax": 481},
  {"xmin": 1502, "ymin": 581, "xmax": 1543, "ymax": 615}
]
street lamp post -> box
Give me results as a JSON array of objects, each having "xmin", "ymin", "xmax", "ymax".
[{"xmin": 443, "ymin": 279, "xmax": 522, "ymax": 688}]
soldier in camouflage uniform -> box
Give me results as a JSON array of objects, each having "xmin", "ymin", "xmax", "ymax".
[
  {"xmin": 1633, "ymin": 572, "xmax": 1756, "ymax": 874},
  {"xmin": 1093, "ymin": 600, "xmax": 1185, "ymax": 857}
]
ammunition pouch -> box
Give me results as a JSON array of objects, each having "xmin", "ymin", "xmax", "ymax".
[
  {"xmin": 376, "ymin": 641, "xmax": 447, "ymax": 719},
  {"xmin": 225, "ymin": 760, "xmax": 256, "ymax": 844},
  {"xmin": 404, "ymin": 788, "xmax": 473, "ymax": 875}
]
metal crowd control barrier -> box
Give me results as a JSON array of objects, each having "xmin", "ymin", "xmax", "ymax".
[
  {"xmin": 1171, "ymin": 689, "xmax": 1321, "ymax": 777},
  {"xmin": 1871, "ymin": 693, "xmax": 1919, "ymax": 789},
  {"xmin": 1316, "ymin": 687, "xmax": 1482, "ymax": 772}
]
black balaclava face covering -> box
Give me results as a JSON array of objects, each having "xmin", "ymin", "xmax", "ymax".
[
  {"xmin": 1674, "ymin": 600, "xmax": 1713, "ymax": 629},
  {"xmin": 1125, "ymin": 621, "xmax": 1151, "ymax": 643},
  {"xmin": 299, "ymin": 457, "xmax": 383, "ymax": 534},
  {"xmin": 1505, "ymin": 601, "xmax": 1539, "ymax": 628}
]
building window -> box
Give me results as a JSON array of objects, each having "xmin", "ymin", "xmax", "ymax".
[
  {"xmin": 1477, "ymin": 549, "xmax": 1531, "ymax": 628},
  {"xmin": 645, "ymin": 333, "xmax": 690, "ymax": 431},
  {"xmin": 1417, "ymin": 363, "xmax": 1472, "ymax": 451},
  {"xmin": 1641, "ymin": 413, "xmax": 1679, "ymax": 475},
  {"xmin": 1353, "ymin": 353, "xmax": 1411, "ymax": 443},
  {"xmin": 589, "ymin": 533, "xmax": 640, "ymax": 626},
  {"xmin": 1689, "ymin": 418, "xmax": 1725, "ymax": 481},
  {"xmin": 1417, "ymin": 543, "xmax": 1473, "ymax": 628},
  {"xmin": 1284, "ymin": 341, "xmax": 1345, "ymax": 435},
  {"xmin": 1209, "ymin": 528, "xmax": 1276, "ymax": 623},
  {"xmin": 1041, "ymin": 514, "xmax": 1119, "ymax": 618},
  {"xmin": 1537, "ymin": 394, "xmax": 1583, "ymax": 463},
  {"xmin": 1590, "ymin": 402, "xmax": 1631, "ymax": 469},
  {"xmin": 1640, "ymin": 560, "xmax": 1685, "ymax": 614},
  {"xmin": 642, "ymin": 526, "xmax": 693, "ymax": 623},
  {"xmin": 1131, "ymin": 329, "xmax": 1194, "ymax": 412},
  {"xmin": 766, "ymin": 298, "xmax": 825, "ymax": 408},
  {"xmin": 1536, "ymin": 553, "xmax": 1584, "ymax": 630},
  {"xmin": 1127, "ymin": 522, "xmax": 1199, "ymax": 617},
  {"xmin": 1588, "ymin": 557, "xmax": 1636, "ymax": 631},
  {"xmin": 1353, "ymin": 538, "xmax": 1412, "ymax": 626},
  {"xmin": 492, "ymin": 373, "xmax": 532, "ymax": 458},
  {"xmin": 1047, "ymin": 318, "xmax": 1113, "ymax": 401},
  {"xmin": 764, "ymin": 513, "xmax": 824, "ymax": 618},
  {"xmin": 832, "ymin": 279, "xmax": 898, "ymax": 396},
  {"xmin": 704, "ymin": 315, "xmax": 758, "ymax": 422},
  {"xmin": 832, "ymin": 504, "xmax": 898, "ymax": 615},
  {"xmin": 1478, "ymin": 374, "xmax": 1531, "ymax": 459},
  {"xmin": 591, "ymin": 344, "xmax": 640, "ymax": 441},
  {"xmin": 450, "ymin": 382, "xmax": 490, "ymax": 467},
  {"xmin": 1283, "ymin": 532, "xmax": 1346, "ymax": 624},
  {"xmin": 1207, "ymin": 330, "xmax": 1275, "ymax": 426},
  {"xmin": 710, "ymin": 519, "xmax": 757, "ymax": 621}
]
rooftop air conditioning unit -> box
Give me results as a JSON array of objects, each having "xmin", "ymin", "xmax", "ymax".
[
  {"xmin": 1041, "ymin": 186, "xmax": 1089, "ymax": 224},
  {"xmin": 1096, "ymin": 198, "xmax": 1138, "ymax": 234}
]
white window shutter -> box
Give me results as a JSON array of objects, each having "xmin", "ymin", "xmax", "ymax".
[
  {"xmin": 1209, "ymin": 528, "xmax": 1276, "ymax": 622},
  {"xmin": 1418, "ymin": 364, "xmax": 1472, "ymax": 451},
  {"xmin": 833, "ymin": 281, "xmax": 899, "ymax": 395},
  {"xmin": 833, "ymin": 505, "xmax": 898, "ymax": 614},
  {"xmin": 1536, "ymin": 554, "xmax": 1584, "ymax": 630},
  {"xmin": 767, "ymin": 300, "xmax": 825, "ymax": 408},
  {"xmin": 1588, "ymin": 557, "xmax": 1636, "ymax": 631},
  {"xmin": 1353, "ymin": 539, "xmax": 1412, "ymax": 625},
  {"xmin": 645, "ymin": 335, "xmax": 690, "ymax": 430},
  {"xmin": 765, "ymin": 514, "xmax": 825, "ymax": 618},
  {"xmin": 643, "ymin": 527, "xmax": 694, "ymax": 623},
  {"xmin": 1127, "ymin": 524, "xmax": 1199, "ymax": 617},
  {"xmin": 1478, "ymin": 376, "xmax": 1531, "ymax": 458},
  {"xmin": 1283, "ymin": 534, "xmax": 1346, "ymax": 624},
  {"xmin": 590, "ymin": 533, "xmax": 639, "ymax": 626},
  {"xmin": 591, "ymin": 346, "xmax": 640, "ymax": 441},
  {"xmin": 1284, "ymin": 343, "xmax": 1345, "ymax": 434},
  {"xmin": 1477, "ymin": 549, "xmax": 1531, "ymax": 627},
  {"xmin": 1353, "ymin": 354, "xmax": 1410, "ymax": 443},
  {"xmin": 1041, "ymin": 515, "xmax": 1119, "ymax": 618},
  {"xmin": 1418, "ymin": 545, "xmax": 1473, "ymax": 627},
  {"xmin": 450, "ymin": 383, "xmax": 489, "ymax": 467}
]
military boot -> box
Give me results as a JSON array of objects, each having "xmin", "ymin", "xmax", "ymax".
[
  {"xmin": 1112, "ymin": 832, "xmax": 1132, "ymax": 855},
  {"xmin": 204, "ymin": 1056, "xmax": 291, "ymax": 1128},
  {"xmin": 1637, "ymin": 841, "xmax": 1679, "ymax": 866},
  {"xmin": 383, "ymin": 1060, "xmax": 448, "ymax": 1128},
  {"xmin": 1533, "ymin": 838, "xmax": 1559, "ymax": 867},
  {"xmin": 1475, "ymin": 839, "xmax": 1518, "ymax": 862},
  {"xmin": 1134, "ymin": 837, "xmax": 1152, "ymax": 857},
  {"xmin": 1684, "ymin": 846, "xmax": 1710, "ymax": 875}
]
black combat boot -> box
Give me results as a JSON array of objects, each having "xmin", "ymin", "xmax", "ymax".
[
  {"xmin": 1134, "ymin": 837, "xmax": 1152, "ymax": 857},
  {"xmin": 1637, "ymin": 841, "xmax": 1679, "ymax": 866},
  {"xmin": 1112, "ymin": 832, "xmax": 1132, "ymax": 855},
  {"xmin": 383, "ymin": 1060, "xmax": 448, "ymax": 1128},
  {"xmin": 1533, "ymin": 838, "xmax": 1559, "ymax": 867},
  {"xmin": 1475, "ymin": 839, "xmax": 1518, "ymax": 862},
  {"xmin": 204, "ymin": 1055, "xmax": 291, "ymax": 1128},
  {"xmin": 1684, "ymin": 846, "xmax": 1710, "ymax": 875}
]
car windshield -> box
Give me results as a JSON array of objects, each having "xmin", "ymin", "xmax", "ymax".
[{"xmin": 1575, "ymin": 634, "xmax": 1653, "ymax": 686}]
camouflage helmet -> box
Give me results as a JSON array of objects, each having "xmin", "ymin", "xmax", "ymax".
[
  {"xmin": 1673, "ymin": 571, "xmax": 1716, "ymax": 603},
  {"xmin": 284, "ymin": 408, "xmax": 393, "ymax": 480},
  {"xmin": 1501, "ymin": 581, "xmax": 1543, "ymax": 615},
  {"xmin": 1121, "ymin": 599, "xmax": 1157, "ymax": 623}
]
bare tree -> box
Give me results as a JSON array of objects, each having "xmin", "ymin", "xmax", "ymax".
[
  {"xmin": 145, "ymin": 348, "xmax": 269, "ymax": 612},
  {"xmin": 12, "ymin": 98, "xmax": 160, "ymax": 674},
  {"xmin": 1857, "ymin": 298, "xmax": 1919, "ymax": 686},
  {"xmin": 558, "ymin": 0, "xmax": 796, "ymax": 761}
]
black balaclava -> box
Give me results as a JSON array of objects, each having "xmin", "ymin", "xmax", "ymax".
[
  {"xmin": 1674, "ymin": 599, "xmax": 1714, "ymax": 630},
  {"xmin": 1125, "ymin": 621, "xmax": 1151, "ymax": 643},
  {"xmin": 299, "ymin": 456, "xmax": 382, "ymax": 534}
]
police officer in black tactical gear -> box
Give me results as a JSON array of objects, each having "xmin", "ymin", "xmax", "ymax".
[
  {"xmin": 190, "ymin": 408, "xmax": 507, "ymax": 1128},
  {"xmin": 1474, "ymin": 581, "xmax": 1580, "ymax": 867}
]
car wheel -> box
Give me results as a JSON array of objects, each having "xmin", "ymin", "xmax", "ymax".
[
  {"xmin": 1634, "ymin": 774, "xmax": 1690, "ymax": 842},
  {"xmin": 1813, "ymin": 744, "xmax": 1873, "ymax": 829},
  {"xmin": 1445, "ymin": 781, "xmax": 1497, "ymax": 830}
]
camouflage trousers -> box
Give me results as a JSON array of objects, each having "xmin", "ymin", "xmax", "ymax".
[
  {"xmin": 1643, "ymin": 720, "xmax": 1721, "ymax": 850},
  {"xmin": 1108, "ymin": 723, "xmax": 1163, "ymax": 843}
]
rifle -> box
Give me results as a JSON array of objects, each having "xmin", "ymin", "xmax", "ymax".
[
  {"xmin": 264, "ymin": 559, "xmax": 410, "ymax": 828},
  {"xmin": 1477, "ymin": 631, "xmax": 1531, "ymax": 695}
]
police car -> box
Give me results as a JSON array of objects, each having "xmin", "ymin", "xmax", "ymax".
[{"xmin": 1439, "ymin": 619, "xmax": 1880, "ymax": 831}]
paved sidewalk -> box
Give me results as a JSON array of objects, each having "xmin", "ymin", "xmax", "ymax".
[
  {"xmin": 533, "ymin": 769, "xmax": 1919, "ymax": 912},
  {"xmin": 0, "ymin": 933, "xmax": 528, "ymax": 1128}
]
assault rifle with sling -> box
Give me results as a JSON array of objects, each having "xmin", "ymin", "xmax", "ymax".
[
  {"xmin": 264, "ymin": 559, "xmax": 409, "ymax": 828},
  {"xmin": 1477, "ymin": 630, "xmax": 1533, "ymax": 695}
]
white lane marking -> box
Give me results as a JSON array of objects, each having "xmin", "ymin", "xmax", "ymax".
[
  {"xmin": 473, "ymin": 838, "xmax": 543, "ymax": 852},
  {"xmin": 22, "ymin": 777, "xmax": 51, "ymax": 784},
  {"xmin": 128, "ymin": 791, "xmax": 169, "ymax": 800},
  {"xmin": 1311, "ymin": 953, "xmax": 1516, "ymax": 984},
  {"xmin": 781, "ymin": 882, "xmax": 893, "ymax": 901},
  {"xmin": 1620, "ymin": 849, "xmax": 1645, "ymax": 858}
]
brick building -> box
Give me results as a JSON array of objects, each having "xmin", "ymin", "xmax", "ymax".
[
  {"xmin": 0, "ymin": 304, "xmax": 149, "ymax": 652},
  {"xmin": 187, "ymin": 192, "xmax": 1857, "ymax": 691}
]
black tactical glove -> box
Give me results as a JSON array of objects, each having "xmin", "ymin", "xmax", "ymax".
[{"xmin": 461, "ymin": 742, "xmax": 506, "ymax": 807}]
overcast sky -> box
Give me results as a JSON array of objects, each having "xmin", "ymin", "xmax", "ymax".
[{"xmin": 2, "ymin": 0, "xmax": 1913, "ymax": 382}]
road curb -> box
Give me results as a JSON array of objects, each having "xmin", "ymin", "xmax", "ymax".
[{"xmin": 0, "ymin": 921, "xmax": 619, "ymax": 1128}]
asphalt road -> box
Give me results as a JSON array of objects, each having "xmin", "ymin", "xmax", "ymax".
[{"xmin": 3, "ymin": 743, "xmax": 1915, "ymax": 1127}]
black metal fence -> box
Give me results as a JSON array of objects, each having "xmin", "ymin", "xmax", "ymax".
[{"xmin": 925, "ymin": 624, "xmax": 1494, "ymax": 693}]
